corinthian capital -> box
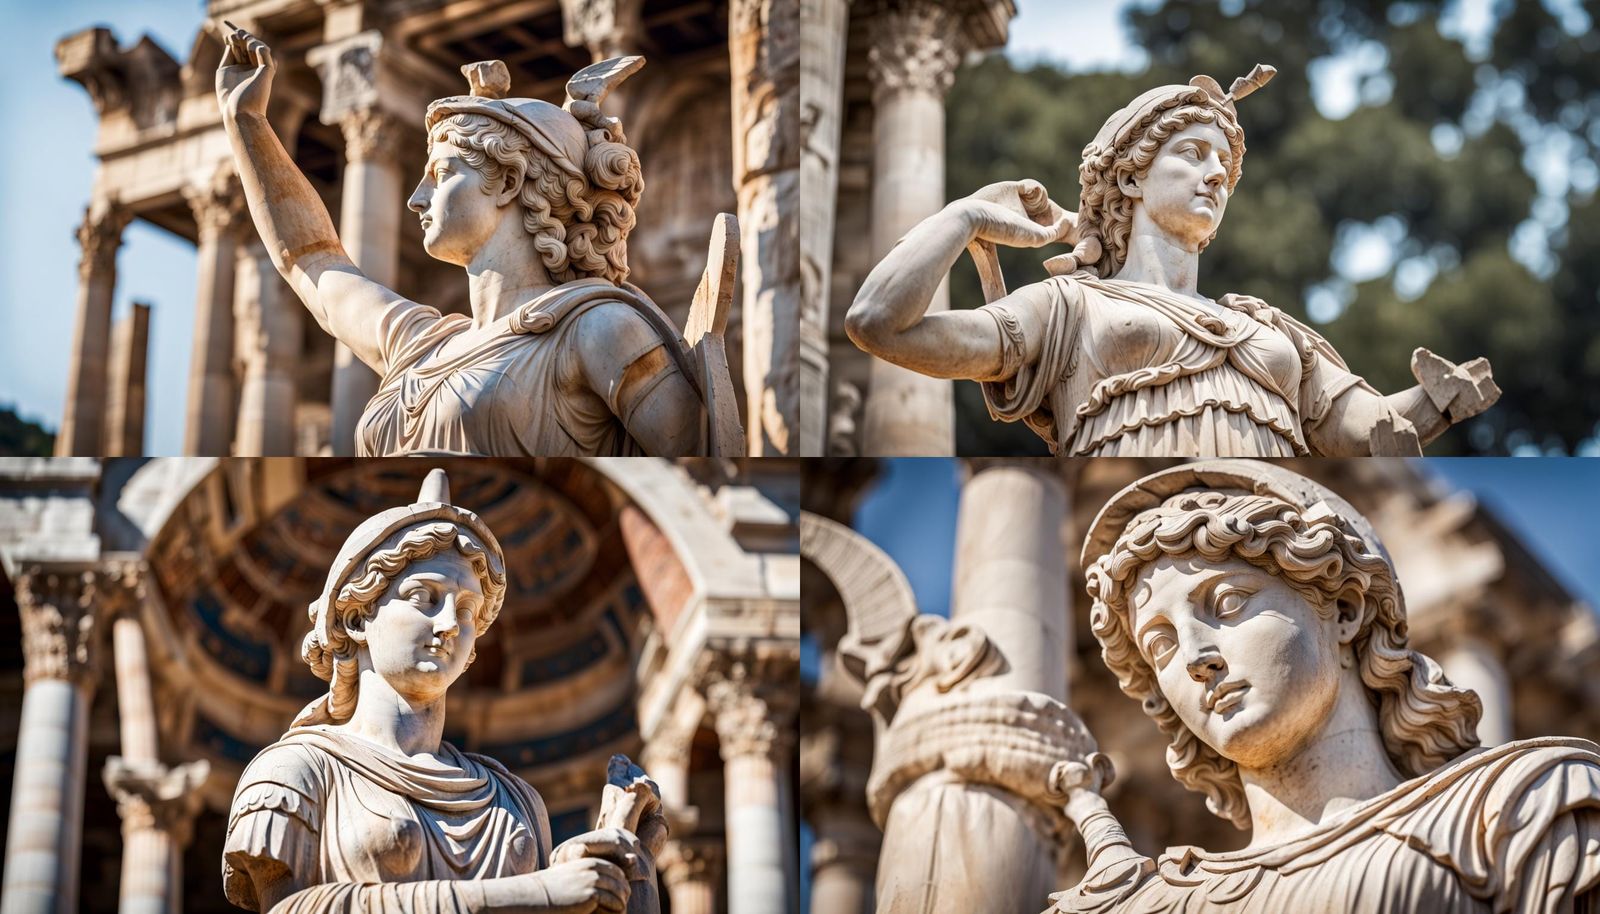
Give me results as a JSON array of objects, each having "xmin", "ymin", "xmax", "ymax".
[
  {"xmin": 657, "ymin": 837, "xmax": 725, "ymax": 891},
  {"xmin": 698, "ymin": 641, "xmax": 799, "ymax": 763},
  {"xmin": 184, "ymin": 167, "xmax": 246, "ymax": 242},
  {"xmin": 75, "ymin": 203, "xmax": 132, "ymax": 280},
  {"xmin": 340, "ymin": 108, "xmax": 406, "ymax": 166},
  {"xmin": 103, "ymin": 756, "xmax": 210, "ymax": 846},
  {"xmin": 866, "ymin": 0, "xmax": 964, "ymax": 101},
  {"xmin": 16, "ymin": 566, "xmax": 102, "ymax": 687}
]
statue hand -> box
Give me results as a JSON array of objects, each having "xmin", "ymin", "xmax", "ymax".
[
  {"xmin": 1049, "ymin": 752, "xmax": 1117, "ymax": 826},
  {"xmin": 959, "ymin": 180, "xmax": 1077, "ymax": 249},
  {"xmin": 216, "ymin": 21, "xmax": 275, "ymax": 121},
  {"xmin": 499, "ymin": 859, "xmax": 630, "ymax": 914},
  {"xmin": 1411, "ymin": 348, "xmax": 1501, "ymax": 422},
  {"xmin": 552, "ymin": 827, "xmax": 651, "ymax": 882}
]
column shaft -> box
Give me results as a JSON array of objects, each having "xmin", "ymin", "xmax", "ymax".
[
  {"xmin": 725, "ymin": 751, "xmax": 790, "ymax": 914},
  {"xmin": 732, "ymin": 0, "xmax": 802, "ymax": 455},
  {"xmin": 234, "ymin": 241, "xmax": 302, "ymax": 455},
  {"xmin": 1, "ymin": 569, "xmax": 99, "ymax": 914},
  {"xmin": 659, "ymin": 838, "xmax": 724, "ymax": 914},
  {"xmin": 58, "ymin": 205, "xmax": 129, "ymax": 456},
  {"xmin": 1439, "ymin": 636, "xmax": 1513, "ymax": 746},
  {"xmin": 860, "ymin": 3, "xmax": 961, "ymax": 455},
  {"xmin": 330, "ymin": 110, "xmax": 403, "ymax": 456},
  {"xmin": 798, "ymin": 0, "xmax": 851, "ymax": 456},
  {"xmin": 184, "ymin": 176, "xmax": 243, "ymax": 456},
  {"xmin": 103, "ymin": 301, "xmax": 151, "ymax": 457}
]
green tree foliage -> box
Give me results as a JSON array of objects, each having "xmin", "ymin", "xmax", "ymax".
[
  {"xmin": 945, "ymin": 0, "xmax": 1598, "ymax": 454},
  {"xmin": 0, "ymin": 406, "xmax": 56, "ymax": 456}
]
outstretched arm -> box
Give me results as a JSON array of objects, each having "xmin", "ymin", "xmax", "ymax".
[
  {"xmin": 845, "ymin": 180, "xmax": 1075, "ymax": 380},
  {"xmin": 216, "ymin": 24, "xmax": 413, "ymax": 373},
  {"xmin": 1309, "ymin": 349, "xmax": 1500, "ymax": 455}
]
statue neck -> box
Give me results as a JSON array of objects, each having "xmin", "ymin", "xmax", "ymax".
[
  {"xmin": 338, "ymin": 668, "xmax": 450, "ymax": 758},
  {"xmin": 1113, "ymin": 209, "xmax": 1206, "ymax": 302},
  {"xmin": 466, "ymin": 212, "xmax": 557, "ymax": 328},
  {"xmin": 1237, "ymin": 664, "xmax": 1403, "ymax": 849}
]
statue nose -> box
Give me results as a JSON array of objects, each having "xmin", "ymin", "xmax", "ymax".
[{"xmin": 1186, "ymin": 649, "xmax": 1225, "ymax": 683}]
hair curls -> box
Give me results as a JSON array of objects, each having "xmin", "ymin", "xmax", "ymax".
[
  {"xmin": 301, "ymin": 521, "xmax": 508, "ymax": 723},
  {"xmin": 1059, "ymin": 96, "xmax": 1245, "ymax": 278},
  {"xmin": 429, "ymin": 111, "xmax": 643, "ymax": 286},
  {"xmin": 1085, "ymin": 490, "xmax": 1481, "ymax": 829}
]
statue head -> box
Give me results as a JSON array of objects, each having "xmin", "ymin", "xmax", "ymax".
[
  {"xmin": 1080, "ymin": 461, "xmax": 1481, "ymax": 829},
  {"xmin": 1055, "ymin": 65, "xmax": 1273, "ymax": 278},
  {"xmin": 292, "ymin": 468, "xmax": 508, "ymax": 727},
  {"xmin": 409, "ymin": 57, "xmax": 644, "ymax": 283}
]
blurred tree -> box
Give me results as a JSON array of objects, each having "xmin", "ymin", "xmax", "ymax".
[
  {"xmin": 0, "ymin": 406, "xmax": 56, "ymax": 456},
  {"xmin": 945, "ymin": 0, "xmax": 1597, "ymax": 454}
]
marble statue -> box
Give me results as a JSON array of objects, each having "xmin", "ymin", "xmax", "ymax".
[
  {"xmin": 845, "ymin": 65, "xmax": 1500, "ymax": 457},
  {"xmin": 1047, "ymin": 460, "xmax": 1600, "ymax": 913},
  {"xmin": 222, "ymin": 469, "xmax": 668, "ymax": 913},
  {"xmin": 216, "ymin": 24, "xmax": 744, "ymax": 457}
]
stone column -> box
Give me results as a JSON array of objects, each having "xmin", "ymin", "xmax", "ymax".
[
  {"xmin": 326, "ymin": 107, "xmax": 405, "ymax": 456},
  {"xmin": 234, "ymin": 239, "xmax": 303, "ymax": 455},
  {"xmin": 183, "ymin": 170, "xmax": 245, "ymax": 456},
  {"xmin": 730, "ymin": 0, "xmax": 801, "ymax": 456},
  {"xmin": 658, "ymin": 838, "xmax": 724, "ymax": 914},
  {"xmin": 99, "ymin": 570, "xmax": 210, "ymax": 914},
  {"xmin": 950, "ymin": 460, "xmax": 1070, "ymax": 698},
  {"xmin": 559, "ymin": 0, "xmax": 644, "ymax": 62},
  {"xmin": 1, "ymin": 567, "xmax": 102, "ymax": 914},
  {"xmin": 801, "ymin": 683, "xmax": 879, "ymax": 914},
  {"xmin": 703, "ymin": 646, "xmax": 799, "ymax": 914},
  {"xmin": 57, "ymin": 203, "xmax": 131, "ymax": 456},
  {"xmin": 103, "ymin": 301, "xmax": 151, "ymax": 457},
  {"xmin": 860, "ymin": 0, "xmax": 962, "ymax": 456},
  {"xmin": 1439, "ymin": 635, "xmax": 1514, "ymax": 746},
  {"xmin": 798, "ymin": 0, "xmax": 851, "ymax": 456}
]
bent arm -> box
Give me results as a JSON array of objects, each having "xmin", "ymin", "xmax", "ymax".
[
  {"xmin": 845, "ymin": 202, "xmax": 1015, "ymax": 379},
  {"xmin": 576, "ymin": 305, "xmax": 702, "ymax": 456}
]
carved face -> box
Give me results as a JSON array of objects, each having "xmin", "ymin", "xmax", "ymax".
[
  {"xmin": 407, "ymin": 138, "xmax": 513, "ymax": 267},
  {"xmin": 351, "ymin": 549, "xmax": 483, "ymax": 701},
  {"xmin": 1128, "ymin": 553, "xmax": 1345, "ymax": 769},
  {"xmin": 1127, "ymin": 120, "xmax": 1233, "ymax": 248}
]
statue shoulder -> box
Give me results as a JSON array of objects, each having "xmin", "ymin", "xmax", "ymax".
[{"xmin": 230, "ymin": 735, "xmax": 333, "ymax": 827}]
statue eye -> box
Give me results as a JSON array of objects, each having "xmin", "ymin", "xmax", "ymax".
[
  {"xmin": 1213, "ymin": 584, "xmax": 1255, "ymax": 619},
  {"xmin": 1144, "ymin": 630, "xmax": 1177, "ymax": 667}
]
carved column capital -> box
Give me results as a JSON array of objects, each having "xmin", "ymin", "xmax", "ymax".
[
  {"xmin": 16, "ymin": 565, "xmax": 103, "ymax": 688},
  {"xmin": 184, "ymin": 169, "xmax": 245, "ymax": 243},
  {"xmin": 865, "ymin": 0, "xmax": 964, "ymax": 102},
  {"xmin": 102, "ymin": 757, "xmax": 210, "ymax": 846},
  {"xmin": 340, "ymin": 107, "xmax": 405, "ymax": 166},
  {"xmin": 657, "ymin": 837, "xmax": 726, "ymax": 892},
  {"xmin": 698, "ymin": 642, "xmax": 799, "ymax": 763},
  {"xmin": 75, "ymin": 203, "xmax": 132, "ymax": 280}
]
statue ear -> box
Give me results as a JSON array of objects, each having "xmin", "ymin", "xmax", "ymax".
[
  {"xmin": 345, "ymin": 610, "xmax": 371, "ymax": 646},
  {"xmin": 1118, "ymin": 170, "xmax": 1142, "ymax": 200},
  {"xmin": 1333, "ymin": 596, "xmax": 1362, "ymax": 645},
  {"xmin": 494, "ymin": 169, "xmax": 520, "ymax": 208}
]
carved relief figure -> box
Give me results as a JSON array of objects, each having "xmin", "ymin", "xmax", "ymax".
[
  {"xmin": 1049, "ymin": 461, "xmax": 1600, "ymax": 912},
  {"xmin": 223, "ymin": 469, "xmax": 667, "ymax": 912},
  {"xmin": 216, "ymin": 25, "xmax": 742, "ymax": 456},
  {"xmin": 846, "ymin": 66, "xmax": 1500, "ymax": 456}
]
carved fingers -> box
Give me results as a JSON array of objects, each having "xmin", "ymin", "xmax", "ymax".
[
  {"xmin": 1411, "ymin": 348, "xmax": 1502, "ymax": 422},
  {"xmin": 216, "ymin": 21, "xmax": 275, "ymax": 118},
  {"xmin": 963, "ymin": 180, "xmax": 1078, "ymax": 250},
  {"xmin": 552, "ymin": 827, "xmax": 650, "ymax": 882},
  {"xmin": 531, "ymin": 858, "xmax": 632, "ymax": 913}
]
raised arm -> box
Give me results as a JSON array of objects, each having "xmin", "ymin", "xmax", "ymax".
[
  {"xmin": 216, "ymin": 24, "xmax": 412, "ymax": 373},
  {"xmin": 845, "ymin": 180, "xmax": 1075, "ymax": 380}
]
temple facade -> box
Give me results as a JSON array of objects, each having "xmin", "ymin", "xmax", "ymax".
[
  {"xmin": 0, "ymin": 456, "xmax": 800, "ymax": 913},
  {"xmin": 54, "ymin": 0, "xmax": 799, "ymax": 458},
  {"xmin": 800, "ymin": 458, "xmax": 1600, "ymax": 912}
]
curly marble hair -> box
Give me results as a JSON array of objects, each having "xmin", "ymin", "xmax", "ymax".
[
  {"xmin": 1056, "ymin": 95, "xmax": 1246, "ymax": 278},
  {"xmin": 1085, "ymin": 490, "xmax": 1482, "ymax": 829},
  {"xmin": 428, "ymin": 109, "xmax": 643, "ymax": 285},
  {"xmin": 300, "ymin": 521, "xmax": 508, "ymax": 724}
]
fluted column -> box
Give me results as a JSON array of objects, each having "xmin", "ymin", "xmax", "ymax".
[
  {"xmin": 183, "ymin": 171, "xmax": 245, "ymax": 456},
  {"xmin": 234, "ymin": 239, "xmax": 303, "ymax": 455},
  {"xmin": 327, "ymin": 108, "xmax": 404, "ymax": 456},
  {"xmin": 58, "ymin": 203, "xmax": 131, "ymax": 456},
  {"xmin": 730, "ymin": 0, "xmax": 801, "ymax": 455},
  {"xmin": 799, "ymin": 0, "xmax": 851, "ymax": 456},
  {"xmin": 658, "ymin": 838, "xmax": 724, "ymax": 914},
  {"xmin": 703, "ymin": 646, "xmax": 799, "ymax": 914},
  {"xmin": 1, "ymin": 566, "xmax": 102, "ymax": 914},
  {"xmin": 860, "ymin": 0, "xmax": 962, "ymax": 455},
  {"xmin": 103, "ymin": 301, "xmax": 151, "ymax": 457}
]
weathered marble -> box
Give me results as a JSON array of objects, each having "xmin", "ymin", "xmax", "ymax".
[
  {"xmin": 222, "ymin": 468, "xmax": 668, "ymax": 912},
  {"xmin": 1050, "ymin": 460, "xmax": 1600, "ymax": 913},
  {"xmin": 217, "ymin": 24, "xmax": 744, "ymax": 456},
  {"xmin": 847, "ymin": 66, "xmax": 1500, "ymax": 456}
]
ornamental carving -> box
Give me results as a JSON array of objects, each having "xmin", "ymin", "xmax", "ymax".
[
  {"xmin": 866, "ymin": 1, "xmax": 962, "ymax": 101},
  {"xmin": 75, "ymin": 203, "xmax": 132, "ymax": 280},
  {"xmin": 340, "ymin": 108, "xmax": 405, "ymax": 166},
  {"xmin": 16, "ymin": 566, "xmax": 101, "ymax": 687},
  {"xmin": 699, "ymin": 642, "xmax": 799, "ymax": 762},
  {"xmin": 103, "ymin": 757, "xmax": 210, "ymax": 846}
]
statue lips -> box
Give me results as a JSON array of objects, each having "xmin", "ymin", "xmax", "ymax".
[{"xmin": 1205, "ymin": 680, "xmax": 1249, "ymax": 715}]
